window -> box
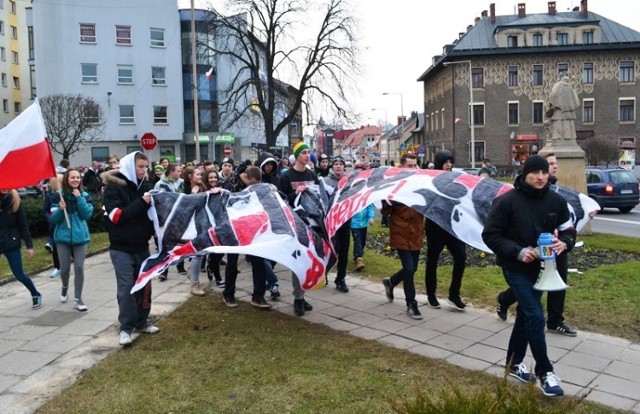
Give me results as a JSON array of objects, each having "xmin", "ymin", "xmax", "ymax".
[
  {"xmin": 533, "ymin": 101, "xmax": 544, "ymax": 124},
  {"xmin": 81, "ymin": 63, "xmax": 98, "ymax": 83},
  {"xmin": 11, "ymin": 51, "xmax": 17, "ymax": 63},
  {"xmin": 84, "ymin": 103, "xmax": 100, "ymax": 124},
  {"xmin": 150, "ymin": 28, "xmax": 165, "ymax": 47},
  {"xmin": 0, "ymin": 21, "xmax": 3, "ymax": 35},
  {"xmin": 619, "ymin": 99, "xmax": 635, "ymax": 122},
  {"xmin": 507, "ymin": 35, "xmax": 518, "ymax": 47},
  {"xmin": 471, "ymin": 67, "xmax": 484, "ymax": 88},
  {"xmin": 10, "ymin": 25, "xmax": 16, "ymax": 39},
  {"xmin": 583, "ymin": 99, "xmax": 594, "ymax": 123},
  {"xmin": 119, "ymin": 105, "xmax": 135, "ymax": 124},
  {"xmin": 9, "ymin": 0, "xmax": 15, "ymax": 14},
  {"xmin": 91, "ymin": 147, "xmax": 109, "ymax": 162},
  {"xmin": 619, "ymin": 61, "xmax": 634, "ymax": 83},
  {"xmin": 154, "ymin": 106, "xmax": 168, "ymax": 124},
  {"xmin": 116, "ymin": 25, "xmax": 132, "ymax": 45},
  {"xmin": 471, "ymin": 103, "xmax": 484, "ymax": 126},
  {"xmin": 508, "ymin": 65, "xmax": 518, "ymax": 87},
  {"xmin": 127, "ymin": 145, "xmax": 143, "ymax": 154},
  {"xmin": 583, "ymin": 30, "xmax": 594, "ymax": 44},
  {"xmin": 117, "ymin": 65, "xmax": 133, "ymax": 84},
  {"xmin": 557, "ymin": 63, "xmax": 568, "ymax": 79},
  {"xmin": 12, "ymin": 76, "xmax": 18, "ymax": 89},
  {"xmin": 14, "ymin": 101, "xmax": 20, "ymax": 113},
  {"xmin": 508, "ymin": 102, "xmax": 519, "ymax": 125},
  {"xmin": 1, "ymin": 73, "xmax": 5, "ymax": 87},
  {"xmin": 0, "ymin": 47, "xmax": 4, "ymax": 61},
  {"xmin": 80, "ymin": 23, "xmax": 96, "ymax": 43},
  {"xmin": 556, "ymin": 32, "xmax": 568, "ymax": 45},
  {"xmin": 151, "ymin": 66, "xmax": 166, "ymax": 85},
  {"xmin": 532, "ymin": 64, "xmax": 543, "ymax": 86},
  {"xmin": 532, "ymin": 33, "xmax": 543, "ymax": 46},
  {"xmin": 2, "ymin": 99, "xmax": 7, "ymax": 113},
  {"xmin": 471, "ymin": 141, "xmax": 485, "ymax": 164},
  {"xmin": 583, "ymin": 62, "xmax": 593, "ymax": 84},
  {"xmin": 159, "ymin": 146, "xmax": 176, "ymax": 162}
]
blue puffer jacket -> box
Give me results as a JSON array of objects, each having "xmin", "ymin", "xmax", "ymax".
[
  {"xmin": 51, "ymin": 190, "xmax": 93, "ymax": 246},
  {"xmin": 350, "ymin": 204, "xmax": 375, "ymax": 229}
]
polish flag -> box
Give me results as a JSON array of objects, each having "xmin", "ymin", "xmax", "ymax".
[
  {"xmin": 0, "ymin": 99, "xmax": 56, "ymax": 190},
  {"xmin": 205, "ymin": 66, "xmax": 214, "ymax": 81}
]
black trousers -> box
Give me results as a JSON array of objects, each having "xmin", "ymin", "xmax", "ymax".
[{"xmin": 425, "ymin": 221, "xmax": 466, "ymax": 298}]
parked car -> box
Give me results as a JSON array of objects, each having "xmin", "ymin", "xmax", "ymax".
[
  {"xmin": 17, "ymin": 186, "xmax": 41, "ymax": 198},
  {"xmin": 585, "ymin": 167, "xmax": 640, "ymax": 213}
]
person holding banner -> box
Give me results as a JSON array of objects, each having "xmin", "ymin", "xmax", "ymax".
[
  {"xmin": 0, "ymin": 190, "xmax": 42, "ymax": 309},
  {"xmin": 482, "ymin": 155, "xmax": 575, "ymax": 397}
]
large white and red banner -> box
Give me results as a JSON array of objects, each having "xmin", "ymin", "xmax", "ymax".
[
  {"xmin": 0, "ymin": 99, "xmax": 56, "ymax": 190},
  {"xmin": 134, "ymin": 167, "xmax": 599, "ymax": 293}
]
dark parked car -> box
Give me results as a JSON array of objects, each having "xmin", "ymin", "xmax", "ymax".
[{"xmin": 585, "ymin": 167, "xmax": 639, "ymax": 213}]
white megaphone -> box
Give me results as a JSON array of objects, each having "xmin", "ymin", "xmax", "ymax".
[{"xmin": 533, "ymin": 233, "xmax": 568, "ymax": 292}]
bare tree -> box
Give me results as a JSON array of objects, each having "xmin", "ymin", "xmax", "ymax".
[
  {"xmin": 39, "ymin": 94, "xmax": 105, "ymax": 159},
  {"xmin": 580, "ymin": 137, "xmax": 620, "ymax": 167},
  {"xmin": 207, "ymin": 0, "xmax": 360, "ymax": 148}
]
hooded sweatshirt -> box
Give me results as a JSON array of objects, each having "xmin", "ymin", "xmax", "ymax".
[
  {"xmin": 102, "ymin": 152, "xmax": 154, "ymax": 252},
  {"xmin": 257, "ymin": 152, "xmax": 279, "ymax": 186}
]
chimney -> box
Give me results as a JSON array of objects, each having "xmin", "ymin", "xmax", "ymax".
[
  {"xmin": 548, "ymin": 1, "xmax": 556, "ymax": 15},
  {"xmin": 467, "ymin": 24, "xmax": 473, "ymax": 32},
  {"xmin": 397, "ymin": 116, "xmax": 405, "ymax": 126},
  {"xmin": 580, "ymin": 0, "xmax": 588, "ymax": 17},
  {"xmin": 474, "ymin": 16, "xmax": 481, "ymax": 24},
  {"xmin": 518, "ymin": 3, "xmax": 526, "ymax": 17},
  {"xmin": 481, "ymin": 10, "xmax": 488, "ymax": 17},
  {"xmin": 490, "ymin": 3, "xmax": 496, "ymax": 23}
]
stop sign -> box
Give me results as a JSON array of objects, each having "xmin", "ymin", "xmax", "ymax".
[
  {"xmin": 224, "ymin": 145, "xmax": 232, "ymax": 155},
  {"xmin": 140, "ymin": 132, "xmax": 157, "ymax": 150}
]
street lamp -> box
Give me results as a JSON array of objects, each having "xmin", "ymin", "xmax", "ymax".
[
  {"xmin": 443, "ymin": 60, "xmax": 475, "ymax": 167},
  {"xmin": 382, "ymin": 92, "xmax": 404, "ymax": 122}
]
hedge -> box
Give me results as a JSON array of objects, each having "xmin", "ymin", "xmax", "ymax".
[{"xmin": 20, "ymin": 195, "xmax": 107, "ymax": 237}]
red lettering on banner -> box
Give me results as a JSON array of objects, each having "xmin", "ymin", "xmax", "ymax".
[
  {"xmin": 326, "ymin": 187, "xmax": 373, "ymax": 236},
  {"xmin": 231, "ymin": 212, "xmax": 269, "ymax": 245},
  {"xmin": 283, "ymin": 204, "xmax": 297, "ymax": 230},
  {"xmin": 454, "ymin": 174, "xmax": 481, "ymax": 191},
  {"xmin": 207, "ymin": 227, "xmax": 221, "ymax": 246},
  {"xmin": 303, "ymin": 249, "xmax": 325, "ymax": 289},
  {"xmin": 388, "ymin": 179, "xmax": 407, "ymax": 201},
  {"xmin": 496, "ymin": 183, "xmax": 513, "ymax": 198}
]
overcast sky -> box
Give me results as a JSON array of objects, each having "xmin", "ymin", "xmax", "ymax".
[{"xmin": 180, "ymin": 0, "xmax": 640, "ymax": 128}]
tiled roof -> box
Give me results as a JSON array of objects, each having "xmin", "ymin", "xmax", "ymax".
[{"xmin": 343, "ymin": 126, "xmax": 382, "ymax": 147}]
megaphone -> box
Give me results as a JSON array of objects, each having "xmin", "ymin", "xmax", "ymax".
[
  {"xmin": 533, "ymin": 259, "xmax": 568, "ymax": 291},
  {"xmin": 533, "ymin": 232, "xmax": 567, "ymax": 291}
]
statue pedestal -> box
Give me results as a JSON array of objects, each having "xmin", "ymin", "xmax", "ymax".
[{"xmin": 540, "ymin": 144, "xmax": 592, "ymax": 234}]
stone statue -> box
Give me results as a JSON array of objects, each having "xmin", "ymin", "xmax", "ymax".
[{"xmin": 545, "ymin": 76, "xmax": 580, "ymax": 145}]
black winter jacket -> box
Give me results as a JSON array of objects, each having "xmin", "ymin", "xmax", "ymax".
[{"xmin": 0, "ymin": 193, "xmax": 33, "ymax": 253}]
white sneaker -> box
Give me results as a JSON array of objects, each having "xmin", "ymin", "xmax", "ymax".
[
  {"xmin": 118, "ymin": 331, "xmax": 132, "ymax": 347},
  {"xmin": 59, "ymin": 286, "xmax": 69, "ymax": 303},
  {"xmin": 73, "ymin": 298, "xmax": 88, "ymax": 312},
  {"xmin": 50, "ymin": 269, "xmax": 60, "ymax": 278},
  {"xmin": 138, "ymin": 325, "xmax": 160, "ymax": 334}
]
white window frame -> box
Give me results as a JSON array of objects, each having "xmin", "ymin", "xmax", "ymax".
[
  {"xmin": 10, "ymin": 25, "xmax": 16, "ymax": 39},
  {"xmin": 14, "ymin": 101, "xmax": 20, "ymax": 114},
  {"xmin": 117, "ymin": 65, "xmax": 133, "ymax": 84},
  {"xmin": 81, "ymin": 63, "xmax": 98, "ymax": 83},
  {"xmin": 12, "ymin": 76, "xmax": 18, "ymax": 89},
  {"xmin": 619, "ymin": 61, "xmax": 635, "ymax": 83},
  {"xmin": 582, "ymin": 98, "xmax": 594, "ymax": 124},
  {"xmin": 80, "ymin": 23, "xmax": 96, "ymax": 44},
  {"xmin": 1, "ymin": 73, "xmax": 6, "ymax": 87},
  {"xmin": 532, "ymin": 64, "xmax": 543, "ymax": 86},
  {"xmin": 532, "ymin": 33, "xmax": 543, "ymax": 46},
  {"xmin": 508, "ymin": 65, "xmax": 518, "ymax": 87},
  {"xmin": 0, "ymin": 21, "xmax": 4, "ymax": 35},
  {"xmin": 84, "ymin": 104, "xmax": 100, "ymax": 124},
  {"xmin": 153, "ymin": 106, "xmax": 168, "ymax": 124},
  {"xmin": 471, "ymin": 103, "xmax": 485, "ymax": 126},
  {"xmin": 619, "ymin": 98, "xmax": 635, "ymax": 123},
  {"xmin": 11, "ymin": 50, "xmax": 17, "ymax": 64},
  {"xmin": 470, "ymin": 140, "xmax": 486, "ymax": 164},
  {"xmin": 583, "ymin": 62, "xmax": 594, "ymax": 84},
  {"xmin": 532, "ymin": 100, "xmax": 544, "ymax": 125},
  {"xmin": 151, "ymin": 66, "xmax": 166, "ymax": 86},
  {"xmin": 119, "ymin": 105, "xmax": 135, "ymax": 124},
  {"xmin": 508, "ymin": 101, "xmax": 519, "ymax": 125},
  {"xmin": 2, "ymin": 99, "xmax": 7, "ymax": 113},
  {"xmin": 9, "ymin": 0, "xmax": 15, "ymax": 14},
  {"xmin": 150, "ymin": 28, "xmax": 165, "ymax": 47},
  {"xmin": 115, "ymin": 25, "xmax": 132, "ymax": 45}
]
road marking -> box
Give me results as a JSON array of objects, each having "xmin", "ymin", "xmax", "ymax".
[{"xmin": 594, "ymin": 217, "xmax": 640, "ymax": 225}]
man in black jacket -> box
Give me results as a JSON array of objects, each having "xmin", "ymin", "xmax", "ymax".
[
  {"xmin": 482, "ymin": 155, "xmax": 575, "ymax": 397},
  {"xmin": 103, "ymin": 151, "xmax": 158, "ymax": 347}
]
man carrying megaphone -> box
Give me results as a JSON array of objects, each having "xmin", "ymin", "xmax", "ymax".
[{"xmin": 482, "ymin": 155, "xmax": 576, "ymax": 398}]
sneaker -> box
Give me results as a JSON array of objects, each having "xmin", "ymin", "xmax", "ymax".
[
  {"xmin": 382, "ymin": 278, "xmax": 394, "ymax": 302},
  {"xmin": 539, "ymin": 372, "xmax": 564, "ymax": 397},
  {"xmin": 426, "ymin": 295, "xmax": 441, "ymax": 309},
  {"xmin": 50, "ymin": 269, "xmax": 60, "ymax": 278},
  {"xmin": 223, "ymin": 295, "xmax": 238, "ymax": 308},
  {"xmin": 269, "ymin": 285, "xmax": 281, "ymax": 300},
  {"xmin": 448, "ymin": 295, "xmax": 466, "ymax": 310},
  {"xmin": 335, "ymin": 280, "xmax": 349, "ymax": 293},
  {"xmin": 73, "ymin": 298, "xmax": 88, "ymax": 312},
  {"xmin": 190, "ymin": 283, "xmax": 206, "ymax": 297},
  {"xmin": 548, "ymin": 322, "xmax": 578, "ymax": 337},
  {"xmin": 119, "ymin": 331, "xmax": 132, "ymax": 347},
  {"xmin": 302, "ymin": 299, "xmax": 313, "ymax": 311},
  {"xmin": 251, "ymin": 297, "xmax": 273, "ymax": 309},
  {"xmin": 355, "ymin": 257, "xmax": 365, "ymax": 271},
  {"xmin": 508, "ymin": 362, "xmax": 537, "ymax": 384},
  {"xmin": 177, "ymin": 266, "xmax": 187, "ymax": 276},
  {"xmin": 32, "ymin": 294, "xmax": 43, "ymax": 310},
  {"xmin": 496, "ymin": 295, "xmax": 508, "ymax": 321},
  {"xmin": 44, "ymin": 242, "xmax": 53, "ymax": 253},
  {"xmin": 406, "ymin": 301, "xmax": 423, "ymax": 320},
  {"xmin": 59, "ymin": 286, "xmax": 69, "ymax": 303},
  {"xmin": 293, "ymin": 299, "xmax": 305, "ymax": 316},
  {"xmin": 138, "ymin": 325, "xmax": 160, "ymax": 334},
  {"xmin": 158, "ymin": 270, "xmax": 168, "ymax": 281},
  {"xmin": 216, "ymin": 279, "xmax": 226, "ymax": 288}
]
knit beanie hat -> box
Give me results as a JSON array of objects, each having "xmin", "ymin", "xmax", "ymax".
[
  {"xmin": 154, "ymin": 165, "xmax": 164, "ymax": 172},
  {"xmin": 221, "ymin": 157, "xmax": 234, "ymax": 167},
  {"xmin": 522, "ymin": 155, "xmax": 549, "ymax": 176},
  {"xmin": 293, "ymin": 142, "xmax": 310, "ymax": 159},
  {"xmin": 331, "ymin": 156, "xmax": 346, "ymax": 167}
]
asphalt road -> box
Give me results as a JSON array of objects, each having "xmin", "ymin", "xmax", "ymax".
[{"xmin": 590, "ymin": 204, "xmax": 640, "ymax": 238}]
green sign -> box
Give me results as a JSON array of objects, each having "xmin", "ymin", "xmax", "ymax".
[{"xmin": 215, "ymin": 133, "xmax": 235, "ymax": 144}]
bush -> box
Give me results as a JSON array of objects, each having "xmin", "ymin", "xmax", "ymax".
[{"xmin": 21, "ymin": 195, "xmax": 106, "ymax": 237}]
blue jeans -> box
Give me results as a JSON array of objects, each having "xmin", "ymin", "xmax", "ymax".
[
  {"xmin": 110, "ymin": 249, "xmax": 153, "ymax": 334},
  {"xmin": 264, "ymin": 260, "xmax": 278, "ymax": 289},
  {"xmin": 503, "ymin": 268, "xmax": 553, "ymax": 377},
  {"xmin": 3, "ymin": 249, "xmax": 40, "ymax": 297},
  {"xmin": 389, "ymin": 250, "xmax": 419, "ymax": 306},
  {"xmin": 351, "ymin": 227, "xmax": 368, "ymax": 260}
]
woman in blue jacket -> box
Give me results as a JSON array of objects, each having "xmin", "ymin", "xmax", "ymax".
[
  {"xmin": 51, "ymin": 169, "xmax": 93, "ymax": 311},
  {"xmin": 350, "ymin": 204, "xmax": 375, "ymax": 271}
]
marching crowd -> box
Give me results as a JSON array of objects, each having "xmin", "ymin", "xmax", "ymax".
[{"xmin": 0, "ymin": 144, "xmax": 577, "ymax": 396}]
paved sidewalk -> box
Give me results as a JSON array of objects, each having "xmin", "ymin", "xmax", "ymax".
[{"xmin": 1, "ymin": 252, "xmax": 639, "ymax": 413}]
